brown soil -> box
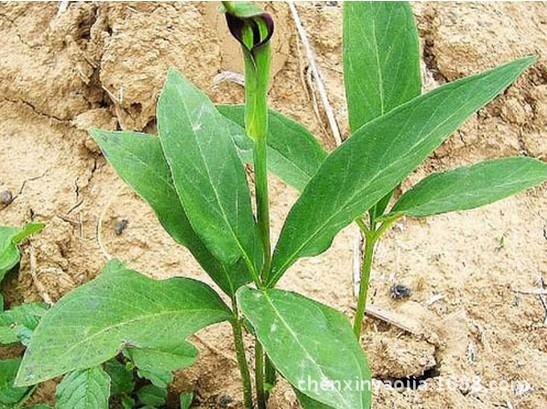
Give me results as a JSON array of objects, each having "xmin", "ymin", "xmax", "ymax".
[{"xmin": 1, "ymin": 2, "xmax": 546, "ymax": 409}]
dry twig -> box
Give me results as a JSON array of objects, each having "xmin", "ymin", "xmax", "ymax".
[
  {"xmin": 365, "ymin": 304, "xmax": 423, "ymax": 337},
  {"xmin": 288, "ymin": 1, "xmax": 342, "ymax": 146},
  {"xmin": 538, "ymin": 276, "xmax": 547, "ymax": 324}
]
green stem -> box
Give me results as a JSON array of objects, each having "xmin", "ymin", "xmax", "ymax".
[
  {"xmin": 264, "ymin": 355, "xmax": 276, "ymax": 387},
  {"xmin": 244, "ymin": 42, "xmax": 272, "ymax": 284},
  {"xmin": 353, "ymin": 232, "xmax": 375, "ymax": 337},
  {"xmin": 254, "ymin": 135, "xmax": 272, "ymax": 282},
  {"xmin": 237, "ymin": 16, "xmax": 272, "ymax": 408},
  {"xmin": 231, "ymin": 301, "xmax": 254, "ymax": 409},
  {"xmin": 255, "ymin": 341, "xmax": 267, "ymax": 409},
  {"xmin": 353, "ymin": 214, "xmax": 402, "ymax": 337},
  {"xmin": 264, "ymin": 355, "xmax": 276, "ymax": 398},
  {"xmin": 375, "ymin": 214, "xmax": 402, "ymax": 238}
]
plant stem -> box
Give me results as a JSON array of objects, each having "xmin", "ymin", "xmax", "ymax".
[
  {"xmin": 353, "ymin": 214, "xmax": 402, "ymax": 337},
  {"xmin": 231, "ymin": 302, "xmax": 254, "ymax": 409},
  {"xmin": 264, "ymin": 355, "xmax": 276, "ymax": 397},
  {"xmin": 248, "ymin": 50, "xmax": 273, "ymax": 409},
  {"xmin": 244, "ymin": 42, "xmax": 272, "ymax": 284},
  {"xmin": 353, "ymin": 232, "xmax": 375, "ymax": 337},
  {"xmin": 255, "ymin": 341, "xmax": 267, "ymax": 409},
  {"xmin": 254, "ymin": 136, "xmax": 272, "ymax": 282}
]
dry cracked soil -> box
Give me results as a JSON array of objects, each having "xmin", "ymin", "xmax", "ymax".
[{"xmin": 0, "ymin": 2, "xmax": 546, "ymax": 408}]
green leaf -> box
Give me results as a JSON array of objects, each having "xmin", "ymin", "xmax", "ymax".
[
  {"xmin": 56, "ymin": 367, "xmax": 111, "ymax": 409},
  {"xmin": 0, "ymin": 303, "xmax": 48, "ymax": 346},
  {"xmin": 0, "ymin": 359, "xmax": 32, "ymax": 406},
  {"xmin": 296, "ymin": 390, "xmax": 334, "ymax": 409},
  {"xmin": 26, "ymin": 405, "xmax": 53, "ymax": 409},
  {"xmin": 269, "ymin": 56, "xmax": 536, "ymax": 284},
  {"xmin": 179, "ymin": 391, "xmax": 193, "ymax": 409},
  {"xmin": 90, "ymin": 129, "xmax": 249, "ymax": 297},
  {"xmin": 90, "ymin": 130, "xmax": 198, "ymax": 250},
  {"xmin": 136, "ymin": 384, "xmax": 167, "ymax": 407},
  {"xmin": 127, "ymin": 342, "xmax": 198, "ymax": 388},
  {"xmin": 158, "ymin": 69, "xmax": 262, "ymax": 276},
  {"xmin": 238, "ymin": 288, "xmax": 371, "ymax": 409},
  {"xmin": 104, "ymin": 360, "xmax": 135, "ymax": 396},
  {"xmin": 16, "ymin": 259, "xmax": 232, "ymax": 386},
  {"xmin": 344, "ymin": 1, "xmax": 421, "ymax": 131},
  {"xmin": 0, "ymin": 223, "xmax": 44, "ymax": 284},
  {"xmin": 368, "ymin": 190, "xmax": 393, "ymax": 222},
  {"xmin": 218, "ymin": 105, "xmax": 327, "ymax": 191},
  {"xmin": 389, "ymin": 157, "xmax": 547, "ymax": 218},
  {"xmin": 0, "ymin": 326, "xmax": 18, "ymax": 345},
  {"xmin": 343, "ymin": 2, "xmax": 421, "ymax": 220},
  {"xmin": 0, "ymin": 227, "xmax": 22, "ymax": 284},
  {"xmin": 11, "ymin": 223, "xmax": 44, "ymax": 245}
]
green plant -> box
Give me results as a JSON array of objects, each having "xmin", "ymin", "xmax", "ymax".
[
  {"xmin": 342, "ymin": 2, "xmax": 547, "ymax": 339},
  {"xmin": 13, "ymin": 2, "xmax": 547, "ymax": 409},
  {"xmin": 1, "ymin": 224, "xmax": 181, "ymax": 409},
  {"xmin": 0, "ymin": 223, "xmax": 49, "ymax": 409}
]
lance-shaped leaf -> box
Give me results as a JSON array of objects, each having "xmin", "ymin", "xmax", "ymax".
[
  {"xmin": 269, "ymin": 57, "xmax": 536, "ymax": 283},
  {"xmin": 388, "ymin": 157, "xmax": 547, "ymax": 218},
  {"xmin": 238, "ymin": 288, "xmax": 372, "ymax": 409},
  {"xmin": 91, "ymin": 129, "xmax": 249, "ymax": 296},
  {"xmin": 158, "ymin": 69, "xmax": 262, "ymax": 276},
  {"xmin": 0, "ymin": 359, "xmax": 32, "ymax": 407},
  {"xmin": 56, "ymin": 367, "xmax": 111, "ymax": 409},
  {"xmin": 90, "ymin": 130, "xmax": 196, "ymax": 248},
  {"xmin": 0, "ymin": 223, "xmax": 44, "ymax": 283},
  {"xmin": 218, "ymin": 105, "xmax": 327, "ymax": 191},
  {"xmin": 344, "ymin": 1, "xmax": 421, "ymax": 131},
  {"xmin": 344, "ymin": 2, "xmax": 421, "ymax": 220},
  {"xmin": 16, "ymin": 260, "xmax": 232, "ymax": 386}
]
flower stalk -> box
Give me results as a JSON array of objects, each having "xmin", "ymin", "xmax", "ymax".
[{"xmin": 223, "ymin": 3, "xmax": 275, "ymax": 407}]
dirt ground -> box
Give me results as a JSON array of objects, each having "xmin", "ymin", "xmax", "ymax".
[{"xmin": 0, "ymin": 2, "xmax": 546, "ymax": 408}]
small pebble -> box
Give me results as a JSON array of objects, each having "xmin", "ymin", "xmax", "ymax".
[
  {"xmin": 115, "ymin": 219, "xmax": 129, "ymax": 235},
  {"xmin": 219, "ymin": 394, "xmax": 233, "ymax": 407},
  {"xmin": 390, "ymin": 284, "xmax": 412, "ymax": 299},
  {"xmin": 0, "ymin": 190, "xmax": 13, "ymax": 205}
]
